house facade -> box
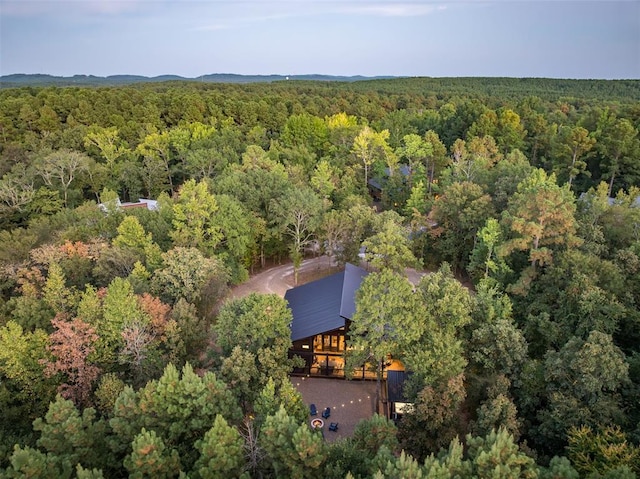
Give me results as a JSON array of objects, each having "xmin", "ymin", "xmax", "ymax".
[{"xmin": 286, "ymin": 263, "xmax": 374, "ymax": 379}]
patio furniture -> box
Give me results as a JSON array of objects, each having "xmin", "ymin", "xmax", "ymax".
[
  {"xmin": 310, "ymin": 404, "xmax": 317, "ymax": 416},
  {"xmin": 322, "ymin": 407, "xmax": 331, "ymax": 419},
  {"xmin": 329, "ymin": 422, "xmax": 339, "ymax": 432}
]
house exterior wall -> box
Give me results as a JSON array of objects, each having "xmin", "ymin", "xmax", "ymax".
[{"xmin": 290, "ymin": 327, "xmax": 377, "ymax": 380}]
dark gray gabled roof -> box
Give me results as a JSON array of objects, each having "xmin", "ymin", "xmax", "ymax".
[
  {"xmin": 339, "ymin": 263, "xmax": 369, "ymax": 319},
  {"xmin": 368, "ymin": 164, "xmax": 412, "ymax": 190},
  {"xmin": 285, "ymin": 263, "xmax": 368, "ymax": 342}
]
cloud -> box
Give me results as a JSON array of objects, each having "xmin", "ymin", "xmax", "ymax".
[
  {"xmin": 192, "ymin": 22, "xmax": 231, "ymax": 32},
  {"xmin": 339, "ymin": 2, "xmax": 445, "ymax": 17},
  {"xmin": 1, "ymin": 0, "xmax": 150, "ymax": 17},
  {"xmin": 191, "ymin": 1, "xmax": 445, "ymax": 32}
]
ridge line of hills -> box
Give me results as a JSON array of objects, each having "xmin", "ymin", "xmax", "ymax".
[
  {"xmin": 0, "ymin": 73, "xmax": 398, "ymax": 86},
  {"xmin": 2, "ymin": 74, "xmax": 638, "ymax": 101}
]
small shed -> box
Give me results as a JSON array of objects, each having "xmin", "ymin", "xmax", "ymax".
[{"xmin": 386, "ymin": 370, "xmax": 413, "ymax": 420}]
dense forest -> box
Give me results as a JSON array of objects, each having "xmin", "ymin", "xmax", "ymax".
[{"xmin": 0, "ymin": 77, "xmax": 639, "ymax": 478}]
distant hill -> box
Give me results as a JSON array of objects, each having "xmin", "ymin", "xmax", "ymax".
[
  {"xmin": 2, "ymin": 74, "xmax": 637, "ymax": 102},
  {"xmin": 0, "ymin": 73, "xmax": 397, "ymax": 87}
]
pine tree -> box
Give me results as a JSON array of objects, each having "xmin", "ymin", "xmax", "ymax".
[
  {"xmin": 193, "ymin": 415, "xmax": 247, "ymax": 479},
  {"xmin": 261, "ymin": 406, "xmax": 327, "ymax": 479},
  {"xmin": 124, "ymin": 428, "xmax": 181, "ymax": 479},
  {"xmin": 33, "ymin": 395, "xmax": 111, "ymax": 473}
]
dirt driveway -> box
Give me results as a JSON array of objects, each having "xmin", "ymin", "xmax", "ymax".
[
  {"xmin": 228, "ymin": 255, "xmax": 339, "ymax": 299},
  {"xmin": 228, "ymin": 255, "xmax": 428, "ymax": 300}
]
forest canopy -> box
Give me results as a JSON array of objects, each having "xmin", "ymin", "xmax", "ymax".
[{"xmin": 0, "ymin": 77, "xmax": 639, "ymax": 478}]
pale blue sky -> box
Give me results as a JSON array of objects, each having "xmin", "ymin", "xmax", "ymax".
[{"xmin": 1, "ymin": 0, "xmax": 638, "ymax": 79}]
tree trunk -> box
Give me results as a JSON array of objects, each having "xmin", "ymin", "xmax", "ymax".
[
  {"xmin": 531, "ymin": 139, "xmax": 539, "ymax": 165},
  {"xmin": 375, "ymin": 357, "xmax": 382, "ymax": 415},
  {"xmin": 532, "ymin": 233, "xmax": 541, "ymax": 269},
  {"xmin": 364, "ymin": 161, "xmax": 369, "ymax": 189},
  {"xmin": 260, "ymin": 243, "xmax": 265, "ymax": 268},
  {"xmin": 568, "ymin": 149, "xmax": 578, "ymax": 188},
  {"xmin": 608, "ymin": 163, "xmax": 618, "ymax": 197},
  {"xmin": 428, "ymin": 161, "xmax": 435, "ymax": 195},
  {"xmin": 293, "ymin": 251, "xmax": 301, "ymax": 286}
]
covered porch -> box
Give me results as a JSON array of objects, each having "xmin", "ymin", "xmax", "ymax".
[{"xmin": 290, "ymin": 329, "xmax": 386, "ymax": 380}]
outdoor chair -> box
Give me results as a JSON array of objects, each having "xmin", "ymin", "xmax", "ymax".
[
  {"xmin": 329, "ymin": 422, "xmax": 339, "ymax": 432},
  {"xmin": 322, "ymin": 407, "xmax": 331, "ymax": 418},
  {"xmin": 310, "ymin": 404, "xmax": 317, "ymax": 416}
]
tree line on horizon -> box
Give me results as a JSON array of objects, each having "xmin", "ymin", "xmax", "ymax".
[{"xmin": 0, "ymin": 78, "xmax": 639, "ymax": 477}]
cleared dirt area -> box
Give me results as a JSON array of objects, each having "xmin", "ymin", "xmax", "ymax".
[
  {"xmin": 228, "ymin": 255, "xmax": 429, "ymax": 300},
  {"xmin": 228, "ymin": 255, "xmax": 339, "ymax": 299}
]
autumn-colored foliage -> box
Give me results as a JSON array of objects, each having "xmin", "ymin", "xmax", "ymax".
[{"xmin": 43, "ymin": 315, "xmax": 101, "ymax": 407}]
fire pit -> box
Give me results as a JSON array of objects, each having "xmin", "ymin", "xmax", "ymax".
[{"xmin": 310, "ymin": 418, "xmax": 324, "ymax": 429}]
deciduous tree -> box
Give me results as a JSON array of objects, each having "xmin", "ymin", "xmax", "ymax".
[
  {"xmin": 272, "ymin": 187, "xmax": 324, "ymax": 284},
  {"xmin": 467, "ymin": 281, "xmax": 527, "ymax": 377},
  {"xmin": 0, "ymin": 321, "xmax": 56, "ymax": 437},
  {"xmin": 595, "ymin": 114, "xmax": 639, "ymax": 196},
  {"xmin": 397, "ymin": 133, "xmax": 431, "ymax": 189},
  {"xmin": 472, "ymin": 376, "xmax": 522, "ymax": 441},
  {"xmin": 550, "ymin": 125, "xmax": 595, "ymax": 188},
  {"xmin": 468, "ymin": 217, "xmax": 511, "ymax": 283},
  {"xmin": 362, "ymin": 217, "xmax": 419, "ymax": 273},
  {"xmin": 152, "ymin": 247, "xmax": 228, "ymax": 306},
  {"xmin": 136, "ymin": 131, "xmax": 174, "ymax": 193},
  {"xmin": 43, "ymin": 315, "xmax": 100, "ymax": 407},
  {"xmin": 33, "ymin": 149, "xmax": 90, "ymax": 206},
  {"xmin": 170, "ymin": 179, "xmax": 222, "ymax": 257},
  {"xmin": 352, "ymin": 126, "xmax": 393, "ymax": 188},
  {"xmin": 430, "ymin": 181, "xmax": 494, "ymax": 272},
  {"xmin": 42, "ymin": 262, "xmax": 77, "ymax": 315},
  {"xmin": 423, "ymin": 130, "xmax": 448, "ymax": 194},
  {"xmin": 0, "ymin": 163, "xmax": 35, "ymax": 218},
  {"xmin": 501, "ymin": 168, "xmax": 581, "ymax": 293},
  {"xmin": 536, "ymin": 331, "xmax": 629, "ymax": 453},
  {"xmin": 214, "ymin": 293, "xmax": 292, "ymax": 356},
  {"xmin": 399, "ymin": 373, "xmax": 466, "ymax": 460}
]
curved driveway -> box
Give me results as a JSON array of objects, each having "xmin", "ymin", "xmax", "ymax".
[
  {"xmin": 228, "ymin": 255, "xmax": 428, "ymax": 300},
  {"xmin": 228, "ymin": 255, "xmax": 337, "ymax": 299}
]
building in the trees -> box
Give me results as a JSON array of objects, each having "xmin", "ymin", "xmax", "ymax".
[
  {"xmin": 367, "ymin": 164, "xmax": 411, "ymax": 203},
  {"xmin": 98, "ymin": 198, "xmax": 158, "ymax": 212},
  {"xmin": 386, "ymin": 369, "xmax": 413, "ymax": 421},
  {"xmin": 286, "ymin": 263, "xmax": 372, "ymax": 378}
]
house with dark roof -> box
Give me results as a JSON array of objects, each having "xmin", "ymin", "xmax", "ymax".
[
  {"xmin": 367, "ymin": 164, "xmax": 412, "ymax": 202},
  {"xmin": 285, "ymin": 263, "xmax": 370, "ymax": 378},
  {"xmin": 99, "ymin": 198, "xmax": 158, "ymax": 212}
]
